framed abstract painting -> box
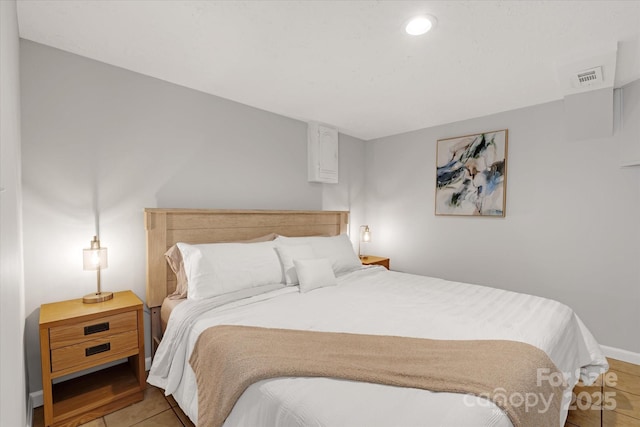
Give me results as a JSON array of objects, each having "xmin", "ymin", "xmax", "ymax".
[{"xmin": 435, "ymin": 129, "xmax": 508, "ymax": 216}]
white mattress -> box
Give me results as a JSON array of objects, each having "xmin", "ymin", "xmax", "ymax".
[
  {"xmin": 148, "ymin": 267, "xmax": 608, "ymax": 427},
  {"xmin": 160, "ymin": 297, "xmax": 185, "ymax": 332}
]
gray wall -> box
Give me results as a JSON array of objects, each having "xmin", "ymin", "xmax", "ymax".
[
  {"xmin": 0, "ymin": 1, "xmax": 27, "ymax": 425},
  {"xmin": 364, "ymin": 79, "xmax": 640, "ymax": 354},
  {"xmin": 20, "ymin": 40, "xmax": 365, "ymax": 393}
]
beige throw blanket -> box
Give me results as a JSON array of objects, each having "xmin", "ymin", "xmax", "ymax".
[{"xmin": 189, "ymin": 325, "xmax": 565, "ymax": 427}]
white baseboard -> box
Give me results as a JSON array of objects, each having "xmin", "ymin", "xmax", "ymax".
[
  {"xmin": 601, "ymin": 345, "xmax": 640, "ymax": 365},
  {"xmin": 29, "ymin": 357, "xmax": 153, "ymax": 410},
  {"xmin": 29, "ymin": 390, "xmax": 43, "ymax": 410}
]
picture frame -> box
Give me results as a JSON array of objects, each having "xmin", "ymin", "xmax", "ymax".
[{"xmin": 435, "ymin": 129, "xmax": 508, "ymax": 217}]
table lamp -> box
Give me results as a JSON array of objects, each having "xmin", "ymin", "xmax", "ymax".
[
  {"xmin": 359, "ymin": 225, "xmax": 371, "ymax": 259},
  {"xmin": 82, "ymin": 235, "xmax": 112, "ymax": 303}
]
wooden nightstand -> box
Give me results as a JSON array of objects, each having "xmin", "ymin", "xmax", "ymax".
[
  {"xmin": 565, "ymin": 358, "xmax": 640, "ymax": 427},
  {"xmin": 603, "ymin": 358, "xmax": 640, "ymax": 426},
  {"xmin": 39, "ymin": 290, "xmax": 146, "ymax": 427},
  {"xmin": 360, "ymin": 255, "xmax": 390, "ymax": 270}
]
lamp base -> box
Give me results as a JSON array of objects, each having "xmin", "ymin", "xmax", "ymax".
[{"xmin": 83, "ymin": 292, "xmax": 114, "ymax": 304}]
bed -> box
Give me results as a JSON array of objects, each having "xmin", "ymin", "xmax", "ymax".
[{"xmin": 144, "ymin": 208, "xmax": 608, "ymax": 427}]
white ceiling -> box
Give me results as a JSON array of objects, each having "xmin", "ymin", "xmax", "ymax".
[{"xmin": 16, "ymin": 1, "xmax": 640, "ymax": 140}]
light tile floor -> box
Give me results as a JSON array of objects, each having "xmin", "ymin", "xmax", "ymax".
[{"xmin": 32, "ymin": 385, "xmax": 195, "ymax": 427}]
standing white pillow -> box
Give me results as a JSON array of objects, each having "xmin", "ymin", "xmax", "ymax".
[
  {"xmin": 293, "ymin": 258, "xmax": 337, "ymax": 293},
  {"xmin": 178, "ymin": 241, "xmax": 283, "ymax": 300},
  {"xmin": 276, "ymin": 234, "xmax": 361, "ymax": 275}
]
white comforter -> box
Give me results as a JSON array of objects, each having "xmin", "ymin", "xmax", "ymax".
[{"xmin": 148, "ymin": 267, "xmax": 608, "ymax": 427}]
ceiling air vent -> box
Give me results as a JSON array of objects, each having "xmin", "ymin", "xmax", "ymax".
[{"xmin": 572, "ymin": 66, "xmax": 603, "ymax": 88}]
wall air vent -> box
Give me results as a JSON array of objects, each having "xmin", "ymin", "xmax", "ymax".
[{"xmin": 572, "ymin": 66, "xmax": 603, "ymax": 88}]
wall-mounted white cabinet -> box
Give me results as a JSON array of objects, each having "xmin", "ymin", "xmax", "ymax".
[{"xmin": 308, "ymin": 122, "xmax": 339, "ymax": 183}]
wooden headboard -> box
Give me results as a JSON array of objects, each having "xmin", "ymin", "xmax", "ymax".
[{"xmin": 144, "ymin": 208, "xmax": 349, "ymax": 308}]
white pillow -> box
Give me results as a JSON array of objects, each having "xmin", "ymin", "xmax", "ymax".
[
  {"xmin": 275, "ymin": 244, "xmax": 315, "ymax": 285},
  {"xmin": 177, "ymin": 241, "xmax": 284, "ymax": 300},
  {"xmin": 276, "ymin": 234, "xmax": 361, "ymax": 275},
  {"xmin": 294, "ymin": 258, "xmax": 337, "ymax": 293}
]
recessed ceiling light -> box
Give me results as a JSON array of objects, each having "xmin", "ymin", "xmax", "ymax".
[{"xmin": 405, "ymin": 15, "xmax": 437, "ymax": 36}]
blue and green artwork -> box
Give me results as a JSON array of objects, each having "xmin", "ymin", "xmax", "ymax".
[{"xmin": 436, "ymin": 130, "xmax": 508, "ymax": 216}]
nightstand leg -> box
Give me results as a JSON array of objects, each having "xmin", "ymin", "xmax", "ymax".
[
  {"xmin": 39, "ymin": 328, "xmax": 53, "ymax": 426},
  {"xmin": 150, "ymin": 306, "xmax": 161, "ymax": 357},
  {"xmin": 133, "ymin": 308, "xmax": 146, "ymax": 389}
]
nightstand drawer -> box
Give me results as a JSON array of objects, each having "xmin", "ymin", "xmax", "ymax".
[
  {"xmin": 605, "ymin": 388, "xmax": 640, "ymax": 420},
  {"xmin": 51, "ymin": 330, "xmax": 138, "ymax": 372},
  {"xmin": 49, "ymin": 311, "xmax": 137, "ymax": 349},
  {"xmin": 603, "ymin": 409, "xmax": 640, "ymax": 426},
  {"xmin": 566, "ymin": 404, "xmax": 601, "ymax": 427}
]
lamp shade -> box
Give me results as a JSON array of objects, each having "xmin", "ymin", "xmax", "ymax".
[
  {"xmin": 83, "ymin": 236, "xmax": 108, "ymax": 270},
  {"xmin": 83, "ymin": 247, "xmax": 107, "ymax": 270},
  {"xmin": 361, "ymin": 225, "xmax": 371, "ymax": 243}
]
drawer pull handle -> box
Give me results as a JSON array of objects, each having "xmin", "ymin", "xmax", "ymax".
[
  {"xmin": 85, "ymin": 343, "xmax": 110, "ymax": 357},
  {"xmin": 84, "ymin": 322, "xmax": 109, "ymax": 335}
]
